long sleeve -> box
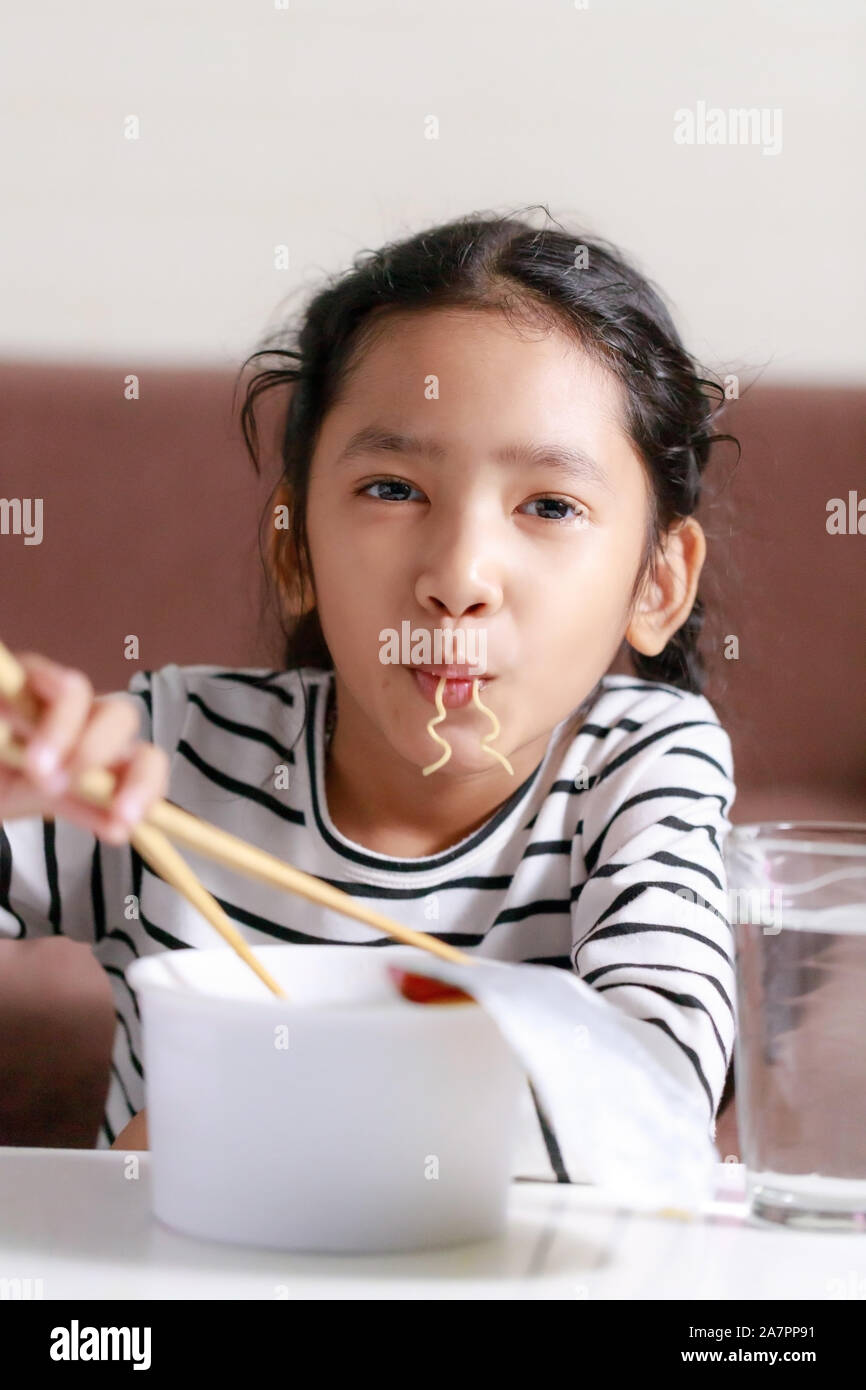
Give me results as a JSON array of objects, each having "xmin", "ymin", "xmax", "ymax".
[{"xmin": 570, "ymin": 689, "xmax": 737, "ymax": 1133}]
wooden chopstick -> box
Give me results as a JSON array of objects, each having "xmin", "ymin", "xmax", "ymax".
[
  {"xmin": 144, "ymin": 797, "xmax": 476, "ymax": 965},
  {"xmin": 130, "ymin": 823, "xmax": 287, "ymax": 998},
  {"xmin": 0, "ymin": 643, "xmax": 475, "ymax": 968},
  {"xmin": 0, "ymin": 645, "xmax": 287, "ymax": 997}
]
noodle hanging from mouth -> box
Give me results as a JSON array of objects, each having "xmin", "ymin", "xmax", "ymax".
[
  {"xmin": 471, "ymin": 678, "xmax": 515, "ymax": 776},
  {"xmin": 421, "ymin": 675, "xmax": 515, "ymax": 778},
  {"xmin": 421, "ymin": 675, "xmax": 452, "ymax": 776}
]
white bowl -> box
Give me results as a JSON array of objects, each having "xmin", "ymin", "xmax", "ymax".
[{"xmin": 125, "ymin": 944, "xmax": 526, "ymax": 1253}]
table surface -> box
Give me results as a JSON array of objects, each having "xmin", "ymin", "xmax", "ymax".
[{"xmin": 1, "ymin": 1149, "xmax": 864, "ymax": 1300}]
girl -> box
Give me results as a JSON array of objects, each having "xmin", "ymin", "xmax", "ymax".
[{"xmin": 0, "ymin": 208, "xmax": 738, "ymax": 1181}]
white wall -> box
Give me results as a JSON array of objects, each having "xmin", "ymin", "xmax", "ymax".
[{"xmin": 1, "ymin": 0, "xmax": 863, "ymax": 381}]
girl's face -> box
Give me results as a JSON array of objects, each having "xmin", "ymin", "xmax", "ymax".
[{"xmin": 303, "ymin": 307, "xmax": 656, "ymax": 782}]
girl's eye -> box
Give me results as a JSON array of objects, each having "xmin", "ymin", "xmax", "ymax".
[
  {"xmin": 356, "ymin": 478, "xmax": 588, "ymax": 524},
  {"xmin": 522, "ymin": 496, "xmax": 588, "ymax": 524},
  {"xmin": 356, "ymin": 477, "xmax": 424, "ymax": 502}
]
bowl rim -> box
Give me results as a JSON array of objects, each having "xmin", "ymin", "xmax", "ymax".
[{"xmin": 125, "ymin": 943, "xmax": 482, "ymax": 1019}]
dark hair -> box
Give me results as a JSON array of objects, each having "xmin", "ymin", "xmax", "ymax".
[{"xmin": 237, "ymin": 205, "xmax": 740, "ymax": 695}]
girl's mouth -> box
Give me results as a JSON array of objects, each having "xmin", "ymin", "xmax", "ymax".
[{"xmin": 407, "ymin": 667, "xmax": 494, "ymax": 708}]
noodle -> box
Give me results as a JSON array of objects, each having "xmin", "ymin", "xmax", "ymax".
[
  {"xmin": 421, "ymin": 674, "xmax": 515, "ymax": 778},
  {"xmin": 471, "ymin": 678, "xmax": 515, "ymax": 776},
  {"xmin": 421, "ymin": 675, "xmax": 452, "ymax": 776}
]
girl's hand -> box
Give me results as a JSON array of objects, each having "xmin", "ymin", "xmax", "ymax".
[
  {"xmin": 0, "ymin": 651, "xmax": 170, "ymax": 845},
  {"xmin": 111, "ymin": 1108, "xmax": 149, "ymax": 1151}
]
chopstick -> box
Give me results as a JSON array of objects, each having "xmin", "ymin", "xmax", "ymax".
[
  {"xmin": 141, "ymin": 798, "xmax": 475, "ymax": 965},
  {"xmin": 0, "ymin": 645, "xmax": 287, "ymax": 998},
  {"xmin": 0, "ymin": 641, "xmax": 475, "ymax": 968},
  {"xmin": 129, "ymin": 823, "xmax": 288, "ymax": 998}
]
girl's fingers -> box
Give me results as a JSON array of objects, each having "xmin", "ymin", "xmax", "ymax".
[
  {"xmin": 1, "ymin": 741, "xmax": 169, "ymax": 845},
  {"xmin": 38, "ymin": 796, "xmax": 128, "ymax": 843},
  {"xmin": 61, "ymin": 695, "xmax": 142, "ymax": 782},
  {"xmin": 49, "ymin": 795, "xmax": 140, "ymax": 846},
  {"xmin": 97, "ymin": 742, "xmax": 171, "ymax": 843},
  {"xmin": 0, "ymin": 765, "xmax": 49, "ymax": 822},
  {"xmin": 0, "ymin": 651, "xmax": 169, "ymax": 849},
  {"xmin": 11, "ymin": 654, "xmax": 94, "ymax": 786}
]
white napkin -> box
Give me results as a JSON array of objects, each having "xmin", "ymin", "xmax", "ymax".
[{"xmin": 387, "ymin": 947, "xmax": 720, "ymax": 1210}]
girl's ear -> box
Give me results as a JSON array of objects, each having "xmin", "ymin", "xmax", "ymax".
[
  {"xmin": 267, "ymin": 484, "xmax": 316, "ymax": 618},
  {"xmin": 625, "ymin": 517, "xmax": 706, "ymax": 658}
]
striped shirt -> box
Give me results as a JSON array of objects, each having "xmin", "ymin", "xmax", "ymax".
[{"xmin": 0, "ymin": 664, "xmax": 737, "ymax": 1182}]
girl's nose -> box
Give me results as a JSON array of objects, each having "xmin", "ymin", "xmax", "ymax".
[{"xmin": 413, "ymin": 508, "xmax": 505, "ymax": 619}]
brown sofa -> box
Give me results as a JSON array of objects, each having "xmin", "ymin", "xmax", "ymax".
[{"xmin": 1, "ymin": 361, "xmax": 864, "ymax": 1155}]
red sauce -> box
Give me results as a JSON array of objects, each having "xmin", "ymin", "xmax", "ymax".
[{"xmin": 386, "ymin": 966, "xmax": 474, "ymax": 1005}]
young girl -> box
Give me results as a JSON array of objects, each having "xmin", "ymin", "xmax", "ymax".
[{"xmin": 0, "ymin": 208, "xmax": 738, "ymax": 1181}]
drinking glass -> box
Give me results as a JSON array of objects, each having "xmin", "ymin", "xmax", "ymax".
[{"xmin": 725, "ymin": 822, "xmax": 866, "ymax": 1231}]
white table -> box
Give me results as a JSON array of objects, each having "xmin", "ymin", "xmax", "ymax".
[{"xmin": 1, "ymin": 1148, "xmax": 863, "ymax": 1300}]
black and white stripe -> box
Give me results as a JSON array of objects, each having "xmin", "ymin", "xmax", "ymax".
[{"xmin": 0, "ymin": 663, "xmax": 736, "ymax": 1181}]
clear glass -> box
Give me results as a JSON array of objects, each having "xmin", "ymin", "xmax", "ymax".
[{"xmin": 725, "ymin": 822, "xmax": 866, "ymax": 1232}]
